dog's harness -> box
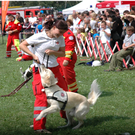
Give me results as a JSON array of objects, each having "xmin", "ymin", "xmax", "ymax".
[{"xmin": 47, "ymin": 90, "xmax": 68, "ymax": 110}]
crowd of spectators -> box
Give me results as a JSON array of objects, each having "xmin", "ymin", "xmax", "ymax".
[{"xmin": 3, "ymin": 6, "xmax": 135, "ymax": 61}]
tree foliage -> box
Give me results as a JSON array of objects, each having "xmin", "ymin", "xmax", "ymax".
[{"xmin": 3, "ymin": 1, "xmax": 81, "ymax": 11}]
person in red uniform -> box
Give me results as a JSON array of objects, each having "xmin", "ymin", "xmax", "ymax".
[
  {"xmin": 19, "ymin": 20, "xmax": 68, "ymax": 133},
  {"xmin": 57, "ymin": 29, "xmax": 78, "ymax": 92},
  {"xmin": 5, "ymin": 14, "xmax": 22, "ymax": 58}
]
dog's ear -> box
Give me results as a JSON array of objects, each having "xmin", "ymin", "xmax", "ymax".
[{"xmin": 50, "ymin": 75, "xmax": 58, "ymax": 86}]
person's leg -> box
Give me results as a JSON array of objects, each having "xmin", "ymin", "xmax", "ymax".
[
  {"xmin": 32, "ymin": 67, "xmax": 48, "ymax": 131},
  {"xmin": 6, "ymin": 37, "xmax": 12, "ymax": 57},
  {"xmin": 13, "ymin": 38, "xmax": 22, "ymax": 57},
  {"xmin": 109, "ymin": 51, "xmax": 119, "ymax": 70},
  {"xmin": 22, "ymin": 54, "xmax": 33, "ymax": 61},
  {"xmin": 117, "ymin": 48, "xmax": 133, "ymax": 70},
  {"xmin": 62, "ymin": 53, "xmax": 78, "ymax": 92}
]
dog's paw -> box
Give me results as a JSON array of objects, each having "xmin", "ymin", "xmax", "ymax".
[
  {"xmin": 36, "ymin": 113, "xmax": 47, "ymax": 121},
  {"xmin": 36, "ymin": 114, "xmax": 43, "ymax": 121},
  {"xmin": 36, "ymin": 116, "xmax": 41, "ymax": 121}
]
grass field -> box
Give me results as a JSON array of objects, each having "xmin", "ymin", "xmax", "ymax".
[{"xmin": 0, "ymin": 36, "xmax": 135, "ymax": 135}]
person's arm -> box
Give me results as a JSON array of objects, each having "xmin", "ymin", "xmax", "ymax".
[
  {"xmin": 103, "ymin": 29, "xmax": 111, "ymax": 37},
  {"xmin": 19, "ymin": 40, "xmax": 39, "ymax": 63},
  {"xmin": 127, "ymin": 43, "xmax": 135, "ymax": 48},
  {"xmin": 125, "ymin": 14, "xmax": 135, "ymax": 19},
  {"xmin": 122, "ymin": 43, "xmax": 126, "ymax": 50},
  {"xmin": 45, "ymin": 47, "xmax": 65, "ymax": 57},
  {"xmin": 123, "ymin": 43, "xmax": 135, "ymax": 50},
  {"xmin": 8, "ymin": 22, "xmax": 22, "ymax": 35}
]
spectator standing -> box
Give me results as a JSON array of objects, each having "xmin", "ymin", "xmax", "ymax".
[
  {"xmin": 33, "ymin": 19, "xmax": 41, "ymax": 33},
  {"xmin": 29, "ymin": 12, "xmax": 37, "ymax": 31},
  {"xmin": 82, "ymin": 11, "xmax": 90, "ymax": 18},
  {"xmin": 68, "ymin": 14, "xmax": 73, "ymax": 21},
  {"xmin": 89, "ymin": 10, "xmax": 94, "ymax": 17},
  {"xmin": 109, "ymin": 11, "xmax": 123, "ymax": 52},
  {"xmin": 41, "ymin": 14, "xmax": 46, "ymax": 25},
  {"xmin": 56, "ymin": 13, "xmax": 65, "ymax": 21},
  {"xmin": 16, "ymin": 12, "xmax": 24, "ymax": 40},
  {"xmin": 84, "ymin": 17, "xmax": 91, "ymax": 33},
  {"xmin": 78, "ymin": 13, "xmax": 85, "ymax": 28},
  {"xmin": 37, "ymin": 11, "xmax": 42, "ymax": 23},
  {"xmin": 125, "ymin": 13, "xmax": 135, "ymax": 32},
  {"xmin": 72, "ymin": 12, "xmax": 80, "ymax": 35},
  {"xmin": 90, "ymin": 12, "xmax": 97, "ymax": 35},
  {"xmin": 23, "ymin": 18, "xmax": 33, "ymax": 38},
  {"xmin": 66, "ymin": 19, "xmax": 73, "ymax": 31},
  {"xmin": 99, "ymin": 21, "xmax": 111, "ymax": 59},
  {"xmin": 131, "ymin": 6, "xmax": 135, "ymax": 15}
]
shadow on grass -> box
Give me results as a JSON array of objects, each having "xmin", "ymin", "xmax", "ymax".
[
  {"xmin": 84, "ymin": 115, "xmax": 130, "ymax": 127},
  {"xmin": 100, "ymin": 91, "xmax": 114, "ymax": 97}
]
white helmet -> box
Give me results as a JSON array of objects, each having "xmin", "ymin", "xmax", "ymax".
[{"xmin": 92, "ymin": 60, "xmax": 102, "ymax": 67}]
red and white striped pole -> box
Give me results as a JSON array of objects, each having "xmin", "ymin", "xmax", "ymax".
[
  {"xmin": 100, "ymin": 40, "xmax": 109, "ymax": 62},
  {"xmin": 95, "ymin": 39, "xmax": 102, "ymax": 60},
  {"xmin": 89, "ymin": 37, "xmax": 97, "ymax": 59}
]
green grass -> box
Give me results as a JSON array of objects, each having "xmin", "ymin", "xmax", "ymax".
[{"xmin": 0, "ymin": 36, "xmax": 135, "ymax": 135}]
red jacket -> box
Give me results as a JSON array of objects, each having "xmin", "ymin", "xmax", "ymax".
[
  {"xmin": 63, "ymin": 29, "xmax": 76, "ymax": 61},
  {"xmin": 5, "ymin": 19, "xmax": 22, "ymax": 38}
]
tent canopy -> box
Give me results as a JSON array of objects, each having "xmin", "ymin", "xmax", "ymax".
[
  {"xmin": 96, "ymin": 1, "xmax": 135, "ymax": 9},
  {"xmin": 0, "ymin": 9, "xmax": 16, "ymax": 15},
  {"xmin": 62, "ymin": 0, "xmax": 98, "ymax": 14}
]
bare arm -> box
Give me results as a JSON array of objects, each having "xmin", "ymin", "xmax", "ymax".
[
  {"xmin": 19, "ymin": 40, "xmax": 39, "ymax": 63},
  {"xmin": 124, "ymin": 43, "xmax": 135, "ymax": 50},
  {"xmin": 45, "ymin": 46, "xmax": 65, "ymax": 57}
]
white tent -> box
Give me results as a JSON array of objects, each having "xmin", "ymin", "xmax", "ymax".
[{"xmin": 62, "ymin": 0, "xmax": 98, "ymax": 14}]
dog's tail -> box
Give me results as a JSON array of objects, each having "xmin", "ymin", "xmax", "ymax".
[{"xmin": 87, "ymin": 79, "xmax": 101, "ymax": 106}]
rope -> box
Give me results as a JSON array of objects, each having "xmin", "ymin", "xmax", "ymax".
[{"xmin": 0, "ymin": 76, "xmax": 32, "ymax": 97}]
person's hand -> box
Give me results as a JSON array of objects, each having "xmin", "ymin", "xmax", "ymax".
[
  {"xmin": 8, "ymin": 31, "xmax": 13, "ymax": 35},
  {"xmin": 63, "ymin": 60, "xmax": 69, "ymax": 66},
  {"xmin": 102, "ymin": 29, "xmax": 105, "ymax": 32},
  {"xmin": 45, "ymin": 49, "xmax": 54, "ymax": 55},
  {"xmin": 123, "ymin": 46, "xmax": 127, "ymax": 50},
  {"xmin": 33, "ymin": 55, "xmax": 40, "ymax": 64}
]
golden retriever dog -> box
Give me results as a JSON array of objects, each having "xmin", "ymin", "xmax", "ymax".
[{"xmin": 36, "ymin": 65, "xmax": 101, "ymax": 129}]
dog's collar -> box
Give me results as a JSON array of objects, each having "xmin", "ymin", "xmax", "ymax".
[
  {"xmin": 44, "ymin": 84, "xmax": 56, "ymax": 88},
  {"xmin": 44, "ymin": 86, "xmax": 49, "ymax": 88}
]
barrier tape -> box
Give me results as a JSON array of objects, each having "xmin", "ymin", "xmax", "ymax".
[{"xmin": 75, "ymin": 36, "xmax": 135, "ymax": 69}]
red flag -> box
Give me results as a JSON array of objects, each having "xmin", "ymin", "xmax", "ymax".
[{"xmin": 2, "ymin": 1, "xmax": 9, "ymax": 31}]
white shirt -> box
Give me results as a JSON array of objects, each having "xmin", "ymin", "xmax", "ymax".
[
  {"xmin": 73, "ymin": 17, "xmax": 80, "ymax": 34},
  {"xmin": 90, "ymin": 20, "xmax": 97, "ymax": 30},
  {"xmin": 100, "ymin": 28, "xmax": 111, "ymax": 43},
  {"xmin": 29, "ymin": 17, "xmax": 37, "ymax": 28},
  {"xmin": 26, "ymin": 31, "xmax": 65, "ymax": 67},
  {"xmin": 79, "ymin": 20, "xmax": 84, "ymax": 28},
  {"xmin": 124, "ymin": 34, "xmax": 135, "ymax": 47}
]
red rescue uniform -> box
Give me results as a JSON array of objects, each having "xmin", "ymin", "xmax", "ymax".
[
  {"xmin": 57, "ymin": 29, "xmax": 78, "ymax": 92},
  {"xmin": 32, "ymin": 65, "xmax": 68, "ymax": 130},
  {"xmin": 5, "ymin": 19, "xmax": 22, "ymax": 57}
]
